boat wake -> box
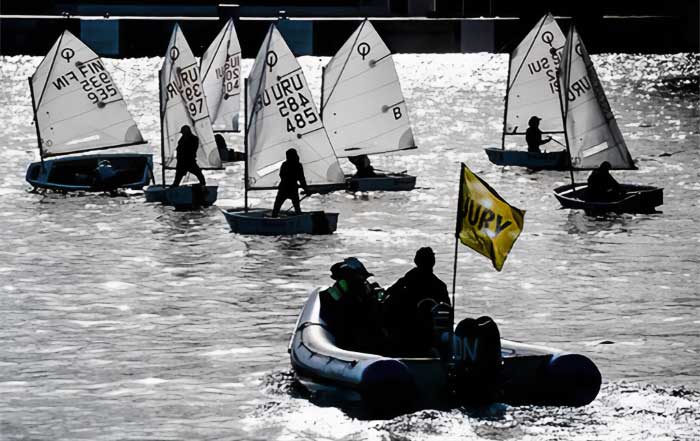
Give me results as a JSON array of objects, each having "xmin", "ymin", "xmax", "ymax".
[{"xmin": 246, "ymin": 371, "xmax": 700, "ymax": 441}]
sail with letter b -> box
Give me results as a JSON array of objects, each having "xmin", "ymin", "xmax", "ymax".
[
  {"xmin": 30, "ymin": 30, "xmax": 145, "ymax": 157},
  {"xmin": 246, "ymin": 25, "xmax": 344, "ymax": 189},
  {"xmin": 160, "ymin": 24, "xmax": 222, "ymax": 170},
  {"xmin": 558, "ymin": 26, "xmax": 635, "ymax": 170},
  {"xmin": 321, "ymin": 19, "xmax": 416, "ymax": 158},
  {"xmin": 201, "ymin": 18, "xmax": 241, "ymax": 132}
]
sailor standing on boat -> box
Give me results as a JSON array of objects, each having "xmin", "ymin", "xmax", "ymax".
[
  {"xmin": 171, "ymin": 125, "xmax": 207, "ymax": 188},
  {"xmin": 525, "ymin": 116, "xmax": 552, "ymax": 153},
  {"xmin": 271, "ymin": 148, "xmax": 308, "ymax": 217}
]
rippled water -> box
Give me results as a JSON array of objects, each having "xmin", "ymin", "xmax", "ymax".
[{"xmin": 0, "ymin": 52, "xmax": 698, "ymax": 440}]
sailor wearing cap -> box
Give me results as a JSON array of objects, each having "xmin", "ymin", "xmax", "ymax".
[{"xmin": 526, "ymin": 116, "xmax": 552, "ymax": 154}]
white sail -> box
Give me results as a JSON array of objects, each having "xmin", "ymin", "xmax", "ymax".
[
  {"xmin": 160, "ymin": 24, "xmax": 222, "ymax": 169},
  {"xmin": 559, "ymin": 26, "xmax": 635, "ymax": 170},
  {"xmin": 30, "ymin": 30, "xmax": 145, "ymax": 157},
  {"xmin": 201, "ymin": 18, "xmax": 241, "ymax": 132},
  {"xmin": 321, "ymin": 19, "xmax": 416, "ymax": 158},
  {"xmin": 504, "ymin": 13, "xmax": 566, "ymax": 136},
  {"xmin": 246, "ymin": 25, "xmax": 344, "ymax": 189}
]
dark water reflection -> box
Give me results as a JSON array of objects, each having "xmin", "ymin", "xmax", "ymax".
[{"xmin": 0, "ymin": 53, "xmax": 698, "ymax": 440}]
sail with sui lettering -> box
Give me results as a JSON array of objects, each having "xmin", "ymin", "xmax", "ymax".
[
  {"xmin": 558, "ymin": 26, "xmax": 635, "ymax": 170},
  {"xmin": 246, "ymin": 24, "xmax": 344, "ymax": 189},
  {"xmin": 160, "ymin": 24, "xmax": 222, "ymax": 170},
  {"xmin": 504, "ymin": 13, "xmax": 566, "ymax": 138},
  {"xmin": 201, "ymin": 18, "xmax": 241, "ymax": 132},
  {"xmin": 321, "ymin": 19, "xmax": 415, "ymax": 158},
  {"xmin": 30, "ymin": 30, "xmax": 145, "ymax": 157}
]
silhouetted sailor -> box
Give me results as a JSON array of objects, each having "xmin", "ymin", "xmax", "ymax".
[
  {"xmin": 171, "ymin": 125, "xmax": 206, "ymax": 188},
  {"xmin": 93, "ymin": 159, "xmax": 118, "ymax": 189},
  {"xmin": 348, "ymin": 154, "xmax": 377, "ymax": 178},
  {"xmin": 319, "ymin": 257, "xmax": 383, "ymax": 352},
  {"xmin": 271, "ymin": 148, "xmax": 308, "ymax": 217},
  {"xmin": 215, "ymin": 133, "xmax": 243, "ymax": 162},
  {"xmin": 587, "ymin": 161, "xmax": 621, "ymax": 200},
  {"xmin": 525, "ymin": 116, "xmax": 552, "ymax": 153},
  {"xmin": 384, "ymin": 247, "xmax": 450, "ymax": 355}
]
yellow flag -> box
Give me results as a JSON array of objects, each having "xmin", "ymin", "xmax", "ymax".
[{"xmin": 456, "ymin": 163, "xmax": 525, "ymax": 271}]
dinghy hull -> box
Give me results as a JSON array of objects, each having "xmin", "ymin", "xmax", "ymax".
[
  {"xmin": 290, "ymin": 289, "xmax": 601, "ymax": 412},
  {"xmin": 346, "ymin": 173, "xmax": 416, "ymax": 192},
  {"xmin": 223, "ymin": 209, "xmax": 338, "ymax": 235},
  {"xmin": 26, "ymin": 153, "xmax": 153, "ymax": 192},
  {"xmin": 553, "ymin": 183, "xmax": 663, "ymax": 214},
  {"xmin": 484, "ymin": 147, "xmax": 570, "ymax": 170},
  {"xmin": 144, "ymin": 185, "xmax": 218, "ymax": 210}
]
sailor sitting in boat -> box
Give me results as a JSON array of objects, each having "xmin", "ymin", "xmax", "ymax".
[
  {"xmin": 526, "ymin": 116, "xmax": 552, "ymax": 153},
  {"xmin": 92, "ymin": 159, "xmax": 118, "ymax": 188},
  {"xmin": 319, "ymin": 257, "xmax": 385, "ymax": 353},
  {"xmin": 383, "ymin": 247, "xmax": 451, "ymax": 356},
  {"xmin": 348, "ymin": 154, "xmax": 377, "ymax": 178},
  {"xmin": 215, "ymin": 134, "xmax": 244, "ymax": 163},
  {"xmin": 172, "ymin": 125, "xmax": 207, "ymax": 189},
  {"xmin": 587, "ymin": 161, "xmax": 621, "ymax": 201},
  {"xmin": 271, "ymin": 148, "xmax": 309, "ymax": 217}
]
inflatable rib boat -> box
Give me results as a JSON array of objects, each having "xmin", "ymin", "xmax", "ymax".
[{"xmin": 289, "ymin": 289, "xmax": 601, "ymax": 413}]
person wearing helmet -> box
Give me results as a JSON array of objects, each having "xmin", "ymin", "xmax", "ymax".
[
  {"xmin": 271, "ymin": 148, "xmax": 308, "ymax": 217},
  {"xmin": 319, "ymin": 257, "xmax": 384, "ymax": 352},
  {"xmin": 92, "ymin": 159, "xmax": 118, "ymax": 191},
  {"xmin": 525, "ymin": 116, "xmax": 552, "ymax": 153},
  {"xmin": 171, "ymin": 125, "xmax": 206, "ymax": 188}
]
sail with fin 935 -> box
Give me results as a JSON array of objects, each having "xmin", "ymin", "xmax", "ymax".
[
  {"xmin": 321, "ymin": 19, "xmax": 416, "ymax": 158},
  {"xmin": 201, "ymin": 18, "xmax": 241, "ymax": 132},
  {"xmin": 246, "ymin": 24, "xmax": 344, "ymax": 189},
  {"xmin": 30, "ymin": 30, "xmax": 145, "ymax": 157},
  {"xmin": 558, "ymin": 26, "xmax": 635, "ymax": 170},
  {"xmin": 160, "ymin": 24, "xmax": 222, "ymax": 170}
]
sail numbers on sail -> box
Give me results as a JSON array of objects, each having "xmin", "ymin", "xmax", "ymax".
[{"xmin": 253, "ymin": 68, "xmax": 320, "ymax": 136}]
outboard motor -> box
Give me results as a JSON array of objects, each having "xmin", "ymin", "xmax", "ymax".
[{"xmin": 444, "ymin": 316, "xmax": 503, "ymax": 405}]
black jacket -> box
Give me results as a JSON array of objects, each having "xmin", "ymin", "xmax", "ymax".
[{"xmin": 176, "ymin": 133, "xmax": 199, "ymax": 165}]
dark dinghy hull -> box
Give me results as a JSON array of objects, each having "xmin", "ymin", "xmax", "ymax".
[
  {"xmin": 346, "ymin": 173, "xmax": 416, "ymax": 192},
  {"xmin": 289, "ymin": 290, "xmax": 601, "ymax": 413},
  {"xmin": 222, "ymin": 209, "xmax": 338, "ymax": 235},
  {"xmin": 553, "ymin": 183, "xmax": 663, "ymax": 214},
  {"xmin": 26, "ymin": 153, "xmax": 153, "ymax": 192},
  {"xmin": 144, "ymin": 185, "xmax": 218, "ymax": 210},
  {"xmin": 484, "ymin": 147, "xmax": 570, "ymax": 170}
]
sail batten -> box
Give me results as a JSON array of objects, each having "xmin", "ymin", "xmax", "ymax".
[
  {"xmin": 246, "ymin": 25, "xmax": 344, "ymax": 190},
  {"xmin": 160, "ymin": 24, "xmax": 222, "ymax": 170},
  {"xmin": 322, "ymin": 19, "xmax": 416, "ymax": 158},
  {"xmin": 559, "ymin": 26, "xmax": 635, "ymax": 170},
  {"xmin": 201, "ymin": 18, "xmax": 242, "ymax": 132},
  {"xmin": 504, "ymin": 13, "xmax": 566, "ymax": 137},
  {"xmin": 31, "ymin": 30, "xmax": 145, "ymax": 157}
]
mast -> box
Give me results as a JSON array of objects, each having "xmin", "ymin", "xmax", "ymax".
[
  {"xmin": 244, "ymin": 77, "xmax": 248, "ymax": 212},
  {"xmin": 557, "ymin": 27, "xmax": 576, "ymax": 189},
  {"xmin": 500, "ymin": 53, "xmax": 513, "ymax": 150},
  {"xmin": 159, "ymin": 72, "xmax": 166, "ymax": 186},
  {"xmin": 28, "ymin": 77, "xmax": 45, "ymax": 169},
  {"xmin": 320, "ymin": 66, "xmax": 325, "ymax": 120}
]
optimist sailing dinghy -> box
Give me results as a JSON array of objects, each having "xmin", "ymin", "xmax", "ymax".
[
  {"xmin": 144, "ymin": 24, "xmax": 223, "ymax": 210},
  {"xmin": 321, "ymin": 19, "xmax": 418, "ymax": 192},
  {"xmin": 484, "ymin": 13, "xmax": 569, "ymax": 170},
  {"xmin": 552, "ymin": 26, "xmax": 662, "ymax": 213},
  {"xmin": 26, "ymin": 30, "xmax": 152, "ymax": 192},
  {"xmin": 201, "ymin": 18, "xmax": 244, "ymax": 163},
  {"xmin": 222, "ymin": 24, "xmax": 345, "ymax": 235},
  {"xmin": 290, "ymin": 289, "xmax": 601, "ymax": 413}
]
